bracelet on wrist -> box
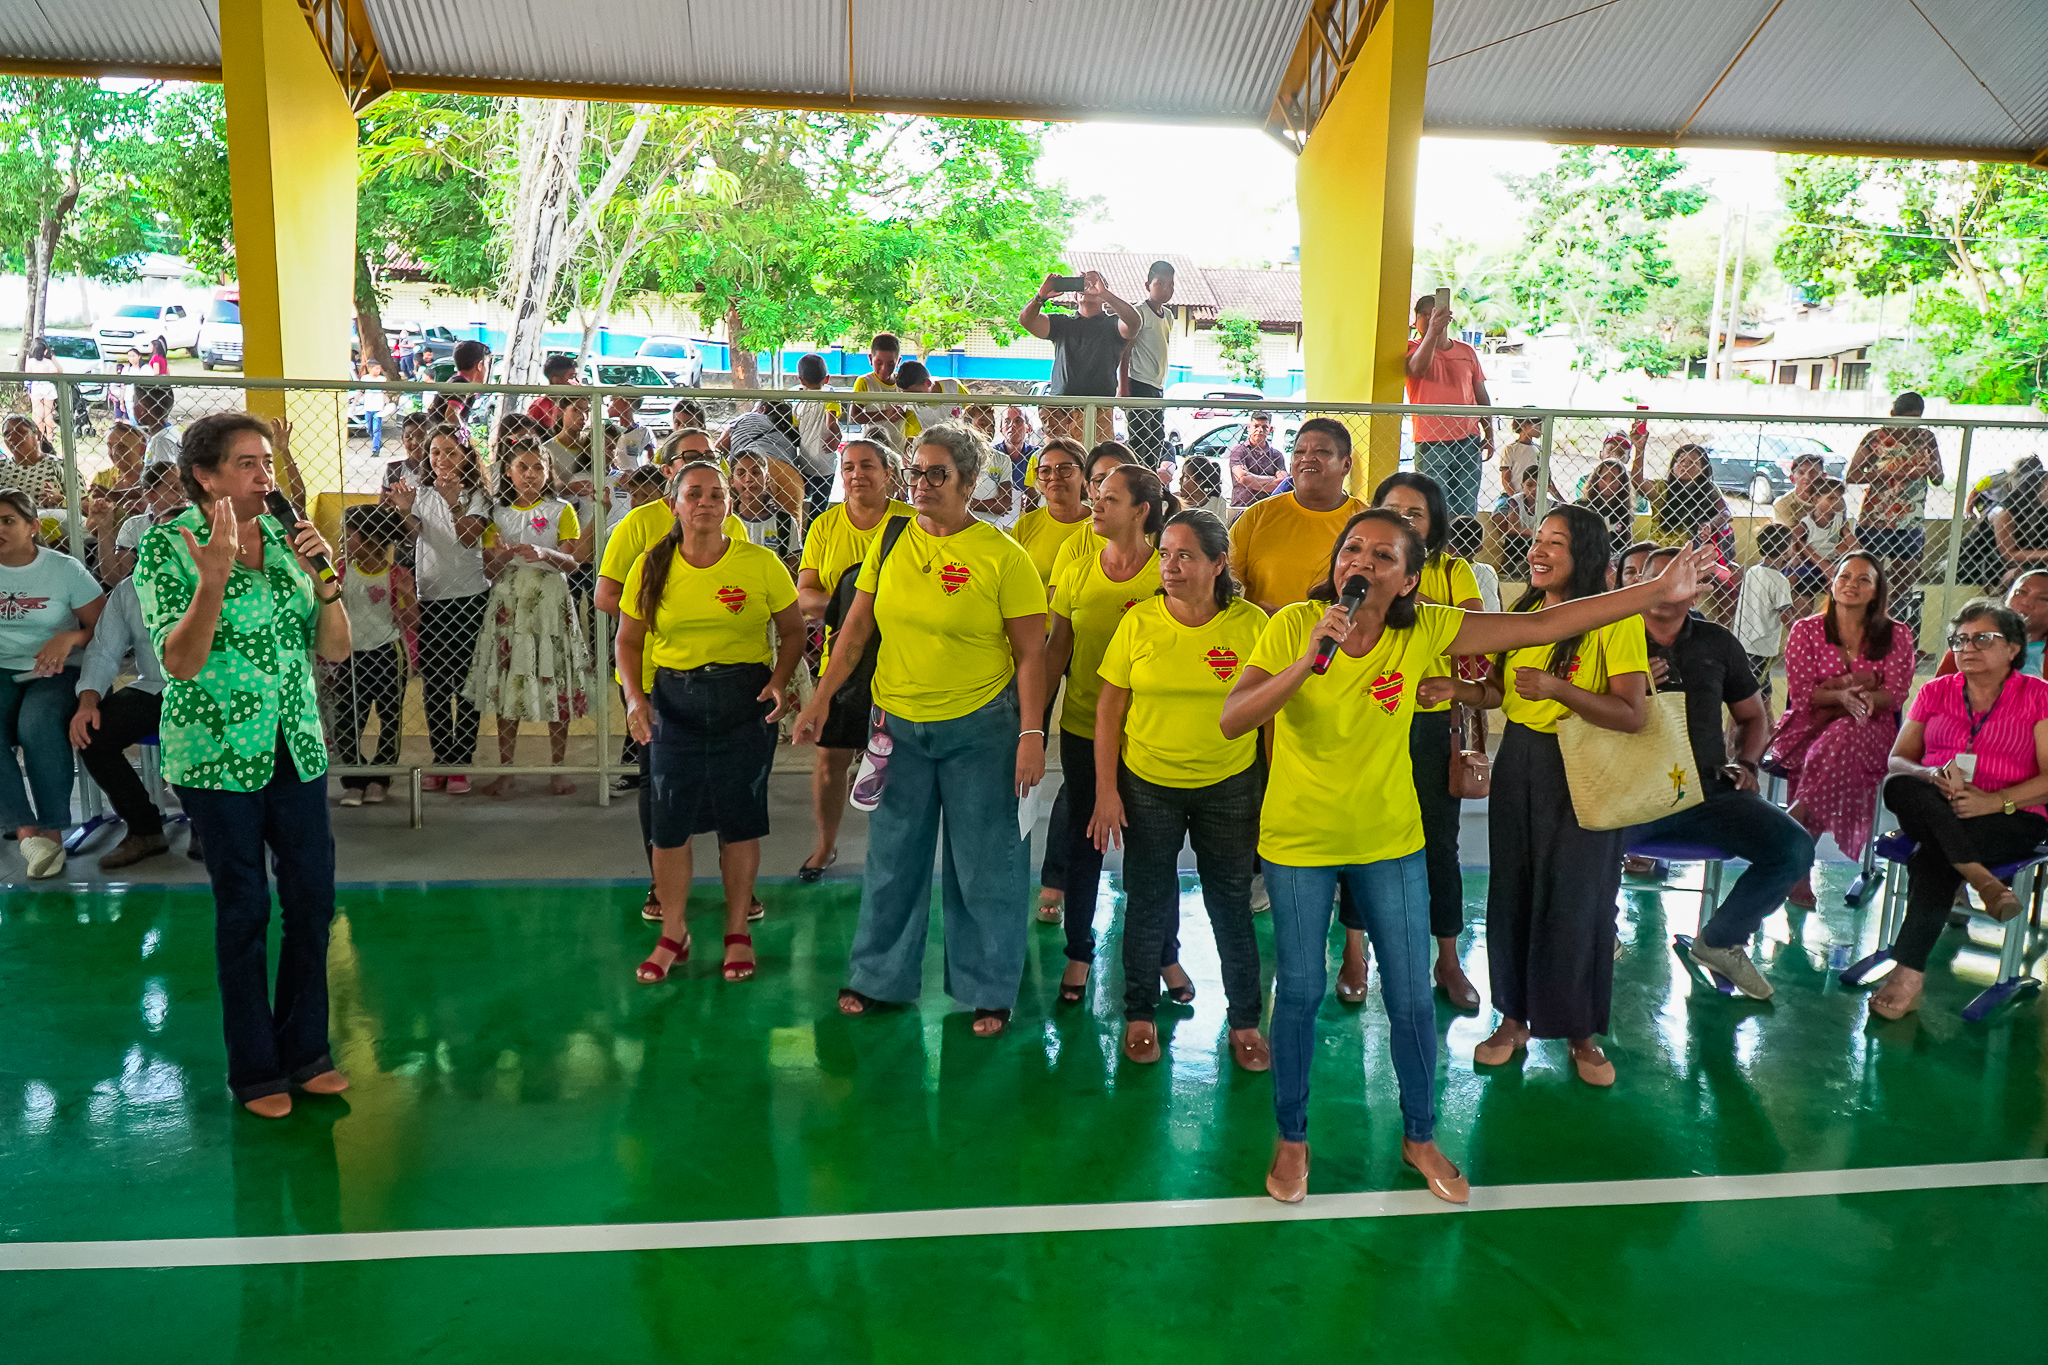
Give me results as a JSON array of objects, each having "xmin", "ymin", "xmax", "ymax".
[{"xmin": 1019, "ymin": 728, "xmax": 1045, "ymax": 740}]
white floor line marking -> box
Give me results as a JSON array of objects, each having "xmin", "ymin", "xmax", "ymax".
[{"xmin": 6, "ymin": 1159, "xmax": 2045, "ymax": 1273}]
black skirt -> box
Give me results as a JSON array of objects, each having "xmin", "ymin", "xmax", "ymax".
[{"xmin": 647, "ymin": 663, "xmax": 775, "ymax": 846}]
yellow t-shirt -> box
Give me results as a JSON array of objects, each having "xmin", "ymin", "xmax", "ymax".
[
  {"xmin": 1051, "ymin": 545, "xmax": 1160, "ymax": 740},
  {"xmin": 619, "ymin": 537, "xmax": 797, "ymax": 676},
  {"xmin": 852, "ymin": 374, "xmax": 920, "ymax": 444},
  {"xmin": 1048, "ymin": 524, "xmax": 1109, "ymax": 591},
  {"xmin": 1248, "ymin": 601, "xmax": 1467, "ymax": 866},
  {"xmin": 1010, "ymin": 505, "xmax": 1094, "ymax": 585},
  {"xmin": 1497, "ymin": 614, "xmax": 1650, "ymax": 734},
  {"xmin": 1414, "ymin": 554, "xmax": 1483, "ymax": 714},
  {"xmin": 1098, "ymin": 596, "xmax": 1268, "ymax": 787},
  {"xmin": 797, "ymin": 497, "xmax": 916, "ymax": 666},
  {"xmin": 596, "ymin": 497, "xmax": 748, "ymax": 585},
  {"xmin": 856, "ymin": 518, "xmax": 1045, "ymax": 722},
  {"xmin": 1228, "ymin": 493, "xmax": 1366, "ymax": 610}
]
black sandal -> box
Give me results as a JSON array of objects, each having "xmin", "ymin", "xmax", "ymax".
[
  {"xmin": 838, "ymin": 987, "xmax": 903, "ymax": 1016},
  {"xmin": 973, "ymin": 1008, "xmax": 1011, "ymax": 1036},
  {"xmin": 1162, "ymin": 968, "xmax": 1196, "ymax": 1006},
  {"xmin": 1058, "ymin": 976, "xmax": 1086, "ymax": 1004}
]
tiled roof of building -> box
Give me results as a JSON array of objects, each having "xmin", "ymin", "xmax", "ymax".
[{"xmin": 1060, "ymin": 251, "xmax": 1299, "ymax": 328}]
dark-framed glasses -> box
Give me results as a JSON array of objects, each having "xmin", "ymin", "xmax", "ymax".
[{"xmin": 903, "ymin": 465, "xmax": 954, "ymax": 487}]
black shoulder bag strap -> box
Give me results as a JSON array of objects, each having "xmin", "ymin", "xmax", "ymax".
[{"xmin": 832, "ymin": 515, "xmax": 910, "ymax": 706}]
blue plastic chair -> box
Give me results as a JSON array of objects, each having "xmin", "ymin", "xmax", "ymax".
[
  {"xmin": 1626, "ymin": 833, "xmax": 1739, "ymax": 996},
  {"xmin": 1838, "ymin": 827, "xmax": 2046, "ymax": 1021},
  {"xmin": 63, "ymin": 734, "xmax": 186, "ymax": 855}
]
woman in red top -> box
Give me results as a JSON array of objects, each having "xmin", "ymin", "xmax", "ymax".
[
  {"xmin": 1767, "ymin": 552, "xmax": 1916, "ymax": 900},
  {"xmin": 1878, "ymin": 599, "xmax": 2048, "ymax": 1018}
]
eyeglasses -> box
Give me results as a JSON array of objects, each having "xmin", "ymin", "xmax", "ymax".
[
  {"xmin": 903, "ymin": 465, "xmax": 954, "ymax": 487},
  {"xmin": 1948, "ymin": 631, "xmax": 2009, "ymax": 651},
  {"xmin": 1037, "ymin": 463, "xmax": 1080, "ymax": 479}
]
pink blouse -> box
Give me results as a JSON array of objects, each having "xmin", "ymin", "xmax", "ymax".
[{"xmin": 1908, "ymin": 671, "xmax": 2048, "ymax": 816}]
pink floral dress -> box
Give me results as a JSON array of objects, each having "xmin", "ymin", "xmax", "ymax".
[{"xmin": 1766, "ymin": 613, "xmax": 1917, "ymax": 858}]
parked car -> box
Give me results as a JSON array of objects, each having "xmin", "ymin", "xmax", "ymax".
[
  {"xmin": 197, "ymin": 290, "xmax": 242, "ymax": 371},
  {"xmin": 635, "ymin": 336, "xmax": 705, "ymax": 388},
  {"xmin": 1161, "ymin": 381, "xmax": 1270, "ymax": 447},
  {"xmin": 1703, "ymin": 434, "xmax": 1842, "ymax": 504},
  {"xmin": 94, "ymin": 301, "xmax": 200, "ymax": 358},
  {"xmin": 40, "ymin": 330, "xmax": 107, "ymax": 400},
  {"xmin": 386, "ymin": 322, "xmax": 462, "ymax": 368}
]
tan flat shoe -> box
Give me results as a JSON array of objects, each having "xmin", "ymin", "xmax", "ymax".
[
  {"xmin": 1980, "ymin": 885, "xmax": 2023, "ymax": 923},
  {"xmin": 1230, "ymin": 1028, "xmax": 1271, "ymax": 1072},
  {"xmin": 1572, "ymin": 1042, "xmax": 1616, "ymax": 1087},
  {"xmin": 1122, "ymin": 1021, "xmax": 1162, "ymax": 1064},
  {"xmin": 298, "ymin": 1070, "xmax": 350, "ymax": 1095},
  {"xmin": 1401, "ymin": 1139, "xmax": 1470, "ymax": 1205},
  {"xmin": 1869, "ymin": 985, "xmax": 1923, "ymax": 1020},
  {"xmin": 1266, "ymin": 1140, "xmax": 1309, "ymax": 1204},
  {"xmin": 1036, "ymin": 893, "xmax": 1064, "ymax": 924},
  {"xmin": 1334, "ymin": 962, "xmax": 1370, "ymax": 1004},
  {"xmin": 244, "ymin": 1093, "xmax": 292, "ymax": 1119},
  {"xmin": 1434, "ymin": 960, "xmax": 1481, "ymax": 1010},
  {"xmin": 1472, "ymin": 1026, "xmax": 1528, "ymax": 1067}
]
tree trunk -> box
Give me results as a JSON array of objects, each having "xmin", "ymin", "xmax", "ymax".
[
  {"xmin": 726, "ymin": 302, "xmax": 757, "ymax": 390},
  {"xmin": 353, "ymin": 251, "xmax": 400, "ymax": 379},
  {"xmin": 19, "ymin": 169, "xmax": 83, "ymax": 367},
  {"xmin": 502, "ymin": 100, "xmax": 585, "ymax": 385}
]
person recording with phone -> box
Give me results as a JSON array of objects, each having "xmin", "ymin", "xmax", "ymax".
[
  {"xmin": 1877, "ymin": 599, "xmax": 2048, "ymax": 1020},
  {"xmin": 1222, "ymin": 508, "xmax": 1709, "ymax": 1207},
  {"xmin": 1019, "ymin": 270, "xmax": 1140, "ymax": 448},
  {"xmin": 133, "ymin": 412, "xmax": 353, "ymax": 1120}
]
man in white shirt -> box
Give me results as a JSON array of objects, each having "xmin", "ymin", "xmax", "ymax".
[
  {"xmin": 71, "ymin": 576, "xmax": 191, "ymax": 869},
  {"xmin": 1120, "ymin": 261, "xmax": 1175, "ymax": 468},
  {"xmin": 792, "ymin": 352, "xmax": 842, "ymax": 520},
  {"xmin": 135, "ymin": 384, "xmax": 181, "ymax": 465},
  {"xmin": 606, "ymin": 394, "xmax": 654, "ymax": 467}
]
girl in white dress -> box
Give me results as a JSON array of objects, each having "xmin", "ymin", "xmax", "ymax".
[{"xmin": 469, "ymin": 440, "xmax": 595, "ymax": 796}]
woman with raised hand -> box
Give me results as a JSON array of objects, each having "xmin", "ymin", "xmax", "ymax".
[
  {"xmin": 1088, "ymin": 509, "xmax": 1268, "ymax": 1066},
  {"xmin": 1223, "ymin": 506, "xmax": 1704, "ymax": 1204},
  {"xmin": 1475, "ymin": 504, "xmax": 1651, "ymax": 1088},
  {"xmin": 793, "ymin": 437, "xmax": 914, "ymax": 882},
  {"xmin": 618, "ymin": 461, "xmax": 803, "ymax": 987},
  {"xmin": 1043, "ymin": 463, "xmax": 1176, "ymax": 1006},
  {"xmin": 388, "ymin": 423, "xmax": 490, "ymax": 794},
  {"xmin": 792, "ymin": 423, "xmax": 1048, "ymax": 1037}
]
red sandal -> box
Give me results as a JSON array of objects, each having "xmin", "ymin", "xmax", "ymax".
[
  {"xmin": 637, "ymin": 934, "xmax": 690, "ymax": 983},
  {"xmin": 723, "ymin": 933, "xmax": 756, "ymax": 983}
]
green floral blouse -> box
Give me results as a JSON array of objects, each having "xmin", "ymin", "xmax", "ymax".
[{"xmin": 133, "ymin": 504, "xmax": 330, "ymax": 791}]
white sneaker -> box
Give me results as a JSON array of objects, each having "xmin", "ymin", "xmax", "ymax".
[
  {"xmin": 1249, "ymin": 873, "xmax": 1270, "ymax": 913},
  {"xmin": 22, "ymin": 835, "xmax": 65, "ymax": 880},
  {"xmin": 363, "ymin": 782, "xmax": 388, "ymax": 805},
  {"xmin": 339, "ymin": 789, "xmax": 364, "ymax": 808}
]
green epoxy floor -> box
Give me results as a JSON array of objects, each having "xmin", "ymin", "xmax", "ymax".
[{"xmin": 5, "ymin": 863, "xmax": 2047, "ymax": 1361}]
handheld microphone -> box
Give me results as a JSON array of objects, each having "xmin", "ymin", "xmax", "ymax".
[
  {"xmin": 264, "ymin": 490, "xmax": 337, "ymax": 583},
  {"xmin": 1311, "ymin": 574, "xmax": 1369, "ymax": 675}
]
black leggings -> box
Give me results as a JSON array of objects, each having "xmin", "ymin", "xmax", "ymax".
[
  {"xmin": 334, "ymin": 643, "xmax": 405, "ymax": 789},
  {"xmin": 417, "ymin": 593, "xmax": 486, "ymax": 766},
  {"xmin": 1883, "ymin": 777, "xmax": 2048, "ymax": 971}
]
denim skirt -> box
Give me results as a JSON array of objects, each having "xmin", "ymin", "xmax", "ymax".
[{"xmin": 648, "ymin": 663, "xmax": 775, "ymax": 845}]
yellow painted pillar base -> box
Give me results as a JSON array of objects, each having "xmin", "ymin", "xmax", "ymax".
[
  {"xmin": 220, "ymin": 0, "xmax": 357, "ymax": 496},
  {"xmin": 1296, "ymin": 0, "xmax": 1431, "ymax": 498}
]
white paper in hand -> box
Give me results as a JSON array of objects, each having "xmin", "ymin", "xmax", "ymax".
[{"xmin": 1017, "ymin": 779, "xmax": 1048, "ymax": 841}]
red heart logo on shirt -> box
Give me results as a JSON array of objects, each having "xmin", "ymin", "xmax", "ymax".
[
  {"xmin": 1121, "ymin": 598, "xmax": 1138, "ymax": 613},
  {"xmin": 1369, "ymin": 671, "xmax": 1404, "ymax": 713},
  {"xmin": 1564, "ymin": 655, "xmax": 1582, "ymax": 682},
  {"xmin": 1205, "ymin": 647, "xmax": 1240, "ymax": 681},
  {"xmin": 715, "ymin": 586, "xmax": 747, "ymax": 614},
  {"xmin": 939, "ymin": 563, "xmax": 971, "ymax": 595}
]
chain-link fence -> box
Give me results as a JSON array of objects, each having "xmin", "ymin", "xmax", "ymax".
[{"xmin": 3, "ymin": 370, "xmax": 2045, "ymax": 825}]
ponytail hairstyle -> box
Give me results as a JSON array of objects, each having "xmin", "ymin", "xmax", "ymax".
[
  {"xmin": 0, "ymin": 488, "xmax": 42, "ymax": 544},
  {"xmin": 1156, "ymin": 508, "xmax": 1237, "ymax": 611},
  {"xmin": 636, "ymin": 460, "xmax": 729, "ymax": 623},
  {"xmin": 1307, "ymin": 508, "xmax": 1424, "ymax": 629},
  {"xmin": 1111, "ymin": 463, "xmax": 1181, "ymax": 538},
  {"xmin": 1504, "ymin": 503, "xmax": 1612, "ymax": 676}
]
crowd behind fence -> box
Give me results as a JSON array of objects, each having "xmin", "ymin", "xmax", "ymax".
[{"xmin": 4, "ymin": 369, "xmax": 2046, "ymax": 823}]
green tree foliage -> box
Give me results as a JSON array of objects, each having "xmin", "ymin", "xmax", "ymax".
[
  {"xmin": 1504, "ymin": 146, "xmax": 1707, "ymax": 374},
  {"xmin": 131, "ymin": 85, "xmax": 233, "ymax": 278},
  {"xmin": 1413, "ymin": 236, "xmax": 1522, "ymax": 335},
  {"xmin": 0, "ymin": 77, "xmax": 153, "ymax": 363},
  {"xmin": 1777, "ymin": 158, "xmax": 2048, "ymax": 405},
  {"xmin": 1213, "ymin": 313, "xmax": 1265, "ymax": 389}
]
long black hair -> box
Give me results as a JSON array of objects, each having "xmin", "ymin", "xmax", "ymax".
[
  {"xmin": 1507, "ymin": 503, "xmax": 1612, "ymax": 676},
  {"xmin": 1307, "ymin": 508, "xmax": 1423, "ymax": 629},
  {"xmin": 1655, "ymin": 442, "xmax": 1725, "ymax": 536},
  {"xmin": 1824, "ymin": 550, "xmax": 1896, "ymax": 660},
  {"xmin": 636, "ymin": 461, "xmax": 729, "ymax": 623},
  {"xmin": 1155, "ymin": 508, "xmax": 1238, "ymax": 610},
  {"xmin": 1371, "ymin": 470, "xmax": 1449, "ymax": 560},
  {"xmin": 492, "ymin": 436, "xmax": 559, "ymax": 508}
]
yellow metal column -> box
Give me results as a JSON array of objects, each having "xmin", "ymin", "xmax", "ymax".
[
  {"xmin": 1296, "ymin": 0, "xmax": 1430, "ymax": 494},
  {"xmin": 219, "ymin": 0, "xmax": 357, "ymax": 494}
]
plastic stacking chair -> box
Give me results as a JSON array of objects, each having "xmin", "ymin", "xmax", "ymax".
[
  {"xmin": 1625, "ymin": 833, "xmax": 1739, "ymax": 996},
  {"xmin": 1843, "ymin": 783, "xmax": 1890, "ymax": 907},
  {"xmin": 1839, "ymin": 828, "xmax": 2047, "ymax": 1022},
  {"xmin": 62, "ymin": 733, "xmax": 187, "ymax": 855}
]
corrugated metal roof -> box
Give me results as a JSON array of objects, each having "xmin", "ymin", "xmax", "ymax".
[
  {"xmin": 1203, "ymin": 267, "xmax": 1303, "ymax": 327},
  {"xmin": 1, "ymin": 0, "xmax": 2043, "ymax": 156}
]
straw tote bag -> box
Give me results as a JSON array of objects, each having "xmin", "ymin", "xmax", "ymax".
[{"xmin": 1554, "ymin": 639, "xmax": 1702, "ymax": 831}]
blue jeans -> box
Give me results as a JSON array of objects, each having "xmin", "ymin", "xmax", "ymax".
[
  {"xmin": 176, "ymin": 735, "xmax": 337, "ymax": 1103},
  {"xmin": 367, "ymin": 410, "xmax": 384, "ymax": 453},
  {"xmin": 0, "ymin": 667, "xmax": 79, "ymax": 831},
  {"xmin": 1266, "ymin": 852, "xmax": 1436, "ymax": 1144},
  {"xmin": 847, "ymin": 690, "xmax": 1030, "ymax": 1011},
  {"xmin": 1630, "ymin": 786, "xmax": 1816, "ymax": 949},
  {"xmin": 1413, "ymin": 434, "xmax": 1486, "ymax": 519}
]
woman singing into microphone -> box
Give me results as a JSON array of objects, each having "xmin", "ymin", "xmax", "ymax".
[{"xmin": 1222, "ymin": 509, "xmax": 1706, "ymax": 1205}]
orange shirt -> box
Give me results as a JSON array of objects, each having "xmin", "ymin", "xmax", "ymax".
[{"xmin": 1405, "ymin": 337, "xmax": 1484, "ymax": 443}]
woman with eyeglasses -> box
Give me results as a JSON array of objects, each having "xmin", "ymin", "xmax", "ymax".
[
  {"xmin": 792, "ymin": 423, "xmax": 1048, "ymax": 1037},
  {"xmin": 1766, "ymin": 552, "xmax": 1916, "ymax": 903},
  {"xmin": 1877, "ymin": 599, "xmax": 2048, "ymax": 1018},
  {"xmin": 1008, "ymin": 437, "xmax": 1093, "ymax": 923}
]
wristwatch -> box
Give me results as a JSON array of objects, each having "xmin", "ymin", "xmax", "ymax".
[{"xmin": 2004, "ymin": 798, "xmax": 2017, "ymax": 816}]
